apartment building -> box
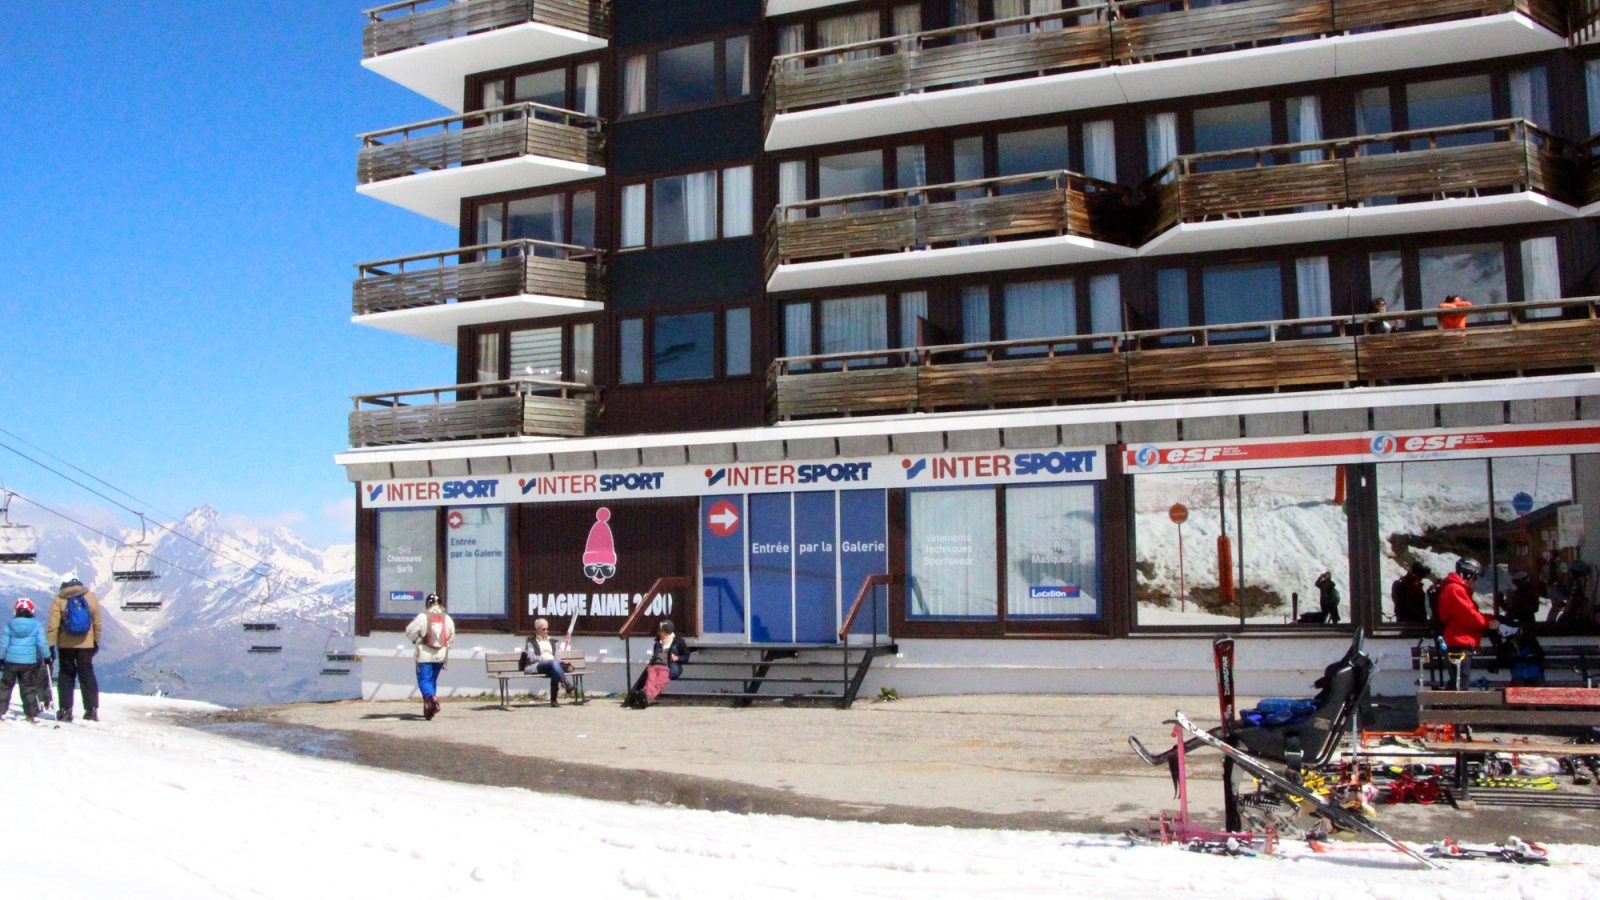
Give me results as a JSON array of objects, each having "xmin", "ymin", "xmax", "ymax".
[{"xmin": 341, "ymin": 0, "xmax": 1600, "ymax": 701}]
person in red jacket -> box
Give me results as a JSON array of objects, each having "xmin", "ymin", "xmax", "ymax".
[{"xmin": 1436, "ymin": 558, "xmax": 1498, "ymax": 689}]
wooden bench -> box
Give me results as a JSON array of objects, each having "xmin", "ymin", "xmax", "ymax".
[
  {"xmin": 1411, "ymin": 641, "xmax": 1600, "ymax": 689},
  {"xmin": 1417, "ymin": 687, "xmax": 1600, "ymax": 806},
  {"xmin": 485, "ymin": 650, "xmax": 589, "ymax": 707}
]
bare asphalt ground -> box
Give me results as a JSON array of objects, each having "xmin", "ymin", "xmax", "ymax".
[{"xmin": 195, "ymin": 694, "xmax": 1600, "ymax": 845}]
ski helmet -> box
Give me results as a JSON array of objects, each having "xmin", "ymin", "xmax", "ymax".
[
  {"xmin": 13, "ymin": 598, "xmax": 34, "ymax": 615},
  {"xmin": 1455, "ymin": 558, "xmax": 1483, "ymax": 581},
  {"xmin": 425, "ymin": 592, "xmax": 443, "ymax": 608}
]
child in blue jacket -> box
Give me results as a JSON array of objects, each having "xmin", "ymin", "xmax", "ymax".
[{"xmin": 1, "ymin": 599, "xmax": 53, "ymax": 723}]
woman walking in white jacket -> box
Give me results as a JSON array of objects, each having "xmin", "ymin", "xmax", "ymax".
[{"xmin": 403, "ymin": 594, "xmax": 455, "ymax": 721}]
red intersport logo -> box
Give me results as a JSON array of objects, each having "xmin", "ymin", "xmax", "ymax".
[
  {"xmin": 446, "ymin": 511, "xmax": 464, "ymax": 529},
  {"xmin": 707, "ymin": 500, "xmax": 740, "ymax": 537}
]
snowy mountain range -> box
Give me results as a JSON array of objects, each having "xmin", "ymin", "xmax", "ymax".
[{"xmin": 0, "ymin": 505, "xmax": 356, "ymax": 707}]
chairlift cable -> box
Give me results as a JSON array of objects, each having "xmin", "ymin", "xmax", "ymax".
[
  {"xmin": 0, "ymin": 437, "xmax": 350, "ymax": 625},
  {"xmin": 2, "ymin": 489, "xmax": 343, "ymax": 637}
]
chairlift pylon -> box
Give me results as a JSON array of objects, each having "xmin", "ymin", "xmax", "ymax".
[
  {"xmin": 112, "ymin": 513, "xmax": 160, "ymax": 584},
  {"xmin": 0, "ymin": 492, "xmax": 39, "ymax": 565}
]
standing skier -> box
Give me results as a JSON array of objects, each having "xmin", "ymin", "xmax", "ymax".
[
  {"xmin": 404, "ymin": 594, "xmax": 455, "ymax": 721},
  {"xmin": 47, "ymin": 577, "xmax": 101, "ymax": 722},
  {"xmin": 1, "ymin": 599, "xmax": 52, "ymax": 723}
]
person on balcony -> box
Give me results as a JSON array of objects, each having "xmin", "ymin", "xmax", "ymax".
[
  {"xmin": 1368, "ymin": 297, "xmax": 1394, "ymax": 334},
  {"xmin": 1438, "ymin": 295, "xmax": 1472, "ymax": 330},
  {"xmin": 521, "ymin": 618, "xmax": 576, "ymax": 707}
]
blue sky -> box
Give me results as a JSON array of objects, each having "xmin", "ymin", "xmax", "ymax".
[{"xmin": 0, "ymin": 2, "xmax": 461, "ymax": 547}]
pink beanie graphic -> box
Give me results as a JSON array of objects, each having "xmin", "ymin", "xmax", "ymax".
[{"xmin": 582, "ymin": 508, "xmax": 617, "ymax": 584}]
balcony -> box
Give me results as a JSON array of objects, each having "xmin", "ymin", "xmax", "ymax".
[
  {"xmin": 763, "ymin": 0, "xmax": 1565, "ymax": 150},
  {"xmin": 1140, "ymin": 119, "xmax": 1576, "ymax": 256},
  {"xmin": 350, "ymin": 378, "xmax": 599, "ymax": 446},
  {"xmin": 1583, "ymin": 136, "xmax": 1600, "ymax": 217},
  {"xmin": 352, "ymin": 239, "xmax": 605, "ymax": 346},
  {"xmin": 765, "ymin": 171, "xmax": 1135, "ymax": 293},
  {"xmin": 357, "ymin": 103, "xmax": 605, "ymax": 226},
  {"xmin": 767, "ymin": 298, "xmax": 1600, "ymax": 421},
  {"xmin": 363, "ymin": 0, "xmax": 610, "ymax": 110}
]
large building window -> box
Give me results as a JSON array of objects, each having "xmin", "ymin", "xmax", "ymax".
[
  {"xmin": 1006, "ymin": 484, "xmax": 1101, "ymax": 619},
  {"xmin": 377, "ymin": 509, "xmax": 437, "ymax": 617},
  {"xmin": 445, "ymin": 506, "xmax": 508, "ymax": 617},
  {"xmin": 621, "ymin": 32, "xmax": 752, "ymax": 116},
  {"xmin": 474, "ymin": 187, "xmax": 597, "ymax": 252},
  {"xmin": 473, "ymin": 58, "xmax": 601, "ymax": 117},
  {"xmin": 473, "ymin": 320, "xmax": 596, "ymax": 386},
  {"xmin": 907, "ymin": 488, "xmax": 999, "ymax": 619},
  {"xmin": 618, "ymin": 306, "xmax": 754, "ymax": 385},
  {"xmin": 620, "ymin": 166, "xmax": 754, "ymax": 248}
]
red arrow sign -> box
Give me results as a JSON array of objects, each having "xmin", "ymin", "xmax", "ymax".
[
  {"xmin": 707, "ymin": 501, "xmax": 740, "ymax": 537},
  {"xmin": 446, "ymin": 511, "xmax": 464, "ymax": 529}
]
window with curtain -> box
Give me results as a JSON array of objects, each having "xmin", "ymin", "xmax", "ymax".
[
  {"xmin": 961, "ymin": 285, "xmax": 991, "ymax": 352},
  {"xmin": 1193, "ymin": 101, "xmax": 1271, "ymax": 172},
  {"xmin": 726, "ymin": 308, "xmax": 753, "ymax": 376},
  {"xmin": 892, "ymin": 3, "xmax": 922, "ymax": 35},
  {"xmin": 510, "ymin": 327, "xmax": 563, "ymax": 379},
  {"xmin": 1089, "ymin": 273, "xmax": 1121, "ymax": 337},
  {"xmin": 820, "ymin": 295, "xmax": 889, "ymax": 366},
  {"xmin": 1419, "ymin": 243, "xmax": 1506, "ymax": 309},
  {"xmin": 654, "ymin": 312, "xmax": 716, "ymax": 381},
  {"xmin": 1203, "ymin": 261, "xmax": 1282, "ymax": 333},
  {"xmin": 1510, "ymin": 66, "xmax": 1549, "ymax": 130},
  {"xmin": 785, "ymin": 302, "xmax": 813, "ymax": 368},
  {"xmin": 508, "ymin": 194, "xmax": 564, "ymax": 247},
  {"xmin": 571, "ymin": 323, "xmax": 594, "ymax": 385},
  {"xmin": 1083, "ymin": 120, "xmax": 1116, "ymax": 183},
  {"xmin": 818, "ymin": 150, "xmax": 884, "ymax": 216},
  {"xmin": 623, "ymin": 54, "xmax": 648, "ymax": 115},
  {"xmin": 1296, "ymin": 256, "xmax": 1332, "ymax": 330},
  {"xmin": 514, "ymin": 68, "xmax": 565, "ymax": 113},
  {"xmin": 477, "ymin": 204, "xmax": 504, "ymax": 247},
  {"xmin": 1369, "ymin": 250, "xmax": 1405, "ymax": 311},
  {"xmin": 724, "ymin": 35, "xmax": 751, "ymax": 98},
  {"xmin": 575, "ymin": 62, "xmax": 600, "ymax": 116},
  {"xmin": 1157, "ymin": 268, "xmax": 1188, "ymax": 332},
  {"xmin": 479, "ymin": 59, "xmax": 599, "ymax": 119},
  {"xmin": 620, "ymin": 184, "xmax": 647, "ymax": 248},
  {"xmin": 896, "ymin": 145, "xmax": 927, "ymax": 198},
  {"xmin": 818, "ymin": 11, "xmax": 880, "ymax": 64},
  {"xmin": 722, "ymin": 165, "xmax": 753, "ymax": 237},
  {"xmin": 1146, "ymin": 112, "xmax": 1178, "ymax": 180},
  {"xmin": 1004, "ymin": 279, "xmax": 1076, "ymax": 354},
  {"xmin": 777, "ymin": 23, "xmax": 805, "ymax": 71},
  {"xmin": 476, "ymin": 333, "xmax": 501, "ymax": 384},
  {"xmin": 570, "ymin": 191, "xmax": 595, "ymax": 248},
  {"xmin": 1287, "ymin": 95, "xmax": 1322, "ymax": 161},
  {"xmin": 1006, "ymin": 483, "xmax": 1100, "ymax": 619},
  {"xmin": 653, "ymin": 171, "xmax": 718, "ymax": 245},
  {"xmin": 620, "ymin": 318, "xmax": 644, "ymax": 384},
  {"xmin": 907, "ymin": 488, "xmax": 999, "ymax": 619},
  {"xmin": 899, "ymin": 291, "xmax": 929, "ymax": 348},
  {"xmin": 779, "ymin": 160, "xmax": 808, "ymax": 221},
  {"xmin": 1520, "ymin": 237, "xmax": 1560, "ymax": 319},
  {"xmin": 621, "ymin": 34, "xmax": 755, "ymax": 115},
  {"xmin": 1355, "ymin": 86, "xmax": 1393, "ymax": 156},
  {"xmin": 478, "ymin": 189, "xmax": 595, "ymax": 257}
]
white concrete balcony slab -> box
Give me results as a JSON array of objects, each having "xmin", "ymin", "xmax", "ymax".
[
  {"xmin": 355, "ymin": 295, "xmax": 601, "ymax": 346},
  {"xmin": 765, "ymin": 0, "xmax": 856, "ymax": 15},
  {"xmin": 356, "ymin": 103, "xmax": 605, "ymax": 227},
  {"xmin": 363, "ymin": 0, "xmax": 608, "ymax": 110}
]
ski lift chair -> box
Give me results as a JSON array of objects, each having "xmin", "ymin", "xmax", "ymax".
[
  {"xmin": 120, "ymin": 596, "xmax": 164, "ymax": 612},
  {"xmin": 241, "ymin": 573, "xmax": 282, "ymax": 651},
  {"xmin": 112, "ymin": 516, "xmax": 160, "ymax": 582},
  {"xmin": 0, "ymin": 493, "xmax": 38, "ymax": 565},
  {"xmin": 321, "ymin": 634, "xmax": 358, "ymax": 675}
]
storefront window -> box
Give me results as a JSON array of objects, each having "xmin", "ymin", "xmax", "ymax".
[
  {"xmin": 445, "ymin": 506, "xmax": 508, "ymax": 617},
  {"xmin": 1377, "ymin": 459, "xmax": 1490, "ymax": 624},
  {"xmin": 378, "ymin": 509, "xmax": 437, "ymax": 617},
  {"xmin": 1135, "ymin": 467, "xmax": 1349, "ymax": 628},
  {"xmin": 1006, "ymin": 484, "xmax": 1100, "ymax": 619},
  {"xmin": 907, "ymin": 488, "xmax": 998, "ymax": 619}
]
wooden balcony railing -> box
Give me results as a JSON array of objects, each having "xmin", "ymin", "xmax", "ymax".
[
  {"xmin": 357, "ymin": 102, "xmax": 604, "ymax": 185},
  {"xmin": 765, "ymin": 0, "xmax": 1561, "ymax": 124},
  {"xmin": 363, "ymin": 0, "xmax": 609, "ymax": 58},
  {"xmin": 766, "ymin": 298, "xmax": 1600, "ymax": 421},
  {"xmin": 765, "ymin": 170, "xmax": 1131, "ymax": 275},
  {"xmin": 354, "ymin": 240, "xmax": 605, "ymax": 315},
  {"xmin": 1583, "ymin": 134, "xmax": 1600, "ymax": 207},
  {"xmin": 1143, "ymin": 119, "xmax": 1572, "ymax": 241},
  {"xmin": 1577, "ymin": 0, "xmax": 1600, "ymax": 45},
  {"xmin": 350, "ymin": 378, "xmax": 599, "ymax": 446}
]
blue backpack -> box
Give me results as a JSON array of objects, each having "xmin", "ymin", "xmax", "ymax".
[{"xmin": 63, "ymin": 595, "xmax": 92, "ymax": 636}]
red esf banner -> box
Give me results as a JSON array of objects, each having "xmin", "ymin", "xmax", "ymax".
[{"xmin": 1124, "ymin": 421, "xmax": 1600, "ymax": 474}]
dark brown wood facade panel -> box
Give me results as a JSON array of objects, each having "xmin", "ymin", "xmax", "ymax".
[
  {"xmin": 364, "ymin": 0, "xmax": 609, "ymax": 58},
  {"xmin": 1126, "ymin": 337, "xmax": 1357, "ymax": 394},
  {"xmin": 602, "ymin": 380, "xmax": 766, "ymax": 436}
]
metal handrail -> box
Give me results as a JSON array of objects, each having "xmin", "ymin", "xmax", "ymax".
[
  {"xmin": 769, "ymin": 296, "xmax": 1600, "ymax": 377},
  {"xmin": 358, "ymin": 101, "xmax": 602, "ymax": 144},
  {"xmin": 840, "ymin": 574, "xmax": 897, "ymax": 642},
  {"xmin": 351, "ymin": 378, "xmax": 596, "ymax": 408},
  {"xmin": 355, "ymin": 239, "xmax": 602, "ymax": 276},
  {"xmin": 618, "ymin": 576, "xmax": 695, "ymax": 698},
  {"xmin": 771, "ymin": 168, "xmax": 1127, "ymax": 221}
]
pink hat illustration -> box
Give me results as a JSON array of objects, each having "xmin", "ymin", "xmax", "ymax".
[{"xmin": 582, "ymin": 507, "xmax": 617, "ymax": 584}]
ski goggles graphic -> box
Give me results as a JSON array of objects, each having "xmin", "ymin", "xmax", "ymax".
[{"xmin": 584, "ymin": 563, "xmax": 616, "ymax": 581}]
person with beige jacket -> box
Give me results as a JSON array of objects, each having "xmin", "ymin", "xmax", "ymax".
[{"xmin": 47, "ymin": 577, "xmax": 102, "ymax": 723}]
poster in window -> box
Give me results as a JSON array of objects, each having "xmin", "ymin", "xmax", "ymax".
[
  {"xmin": 907, "ymin": 488, "xmax": 998, "ymax": 619},
  {"xmin": 1005, "ymin": 484, "xmax": 1100, "ymax": 619},
  {"xmin": 445, "ymin": 506, "xmax": 508, "ymax": 616},
  {"xmin": 377, "ymin": 509, "xmax": 437, "ymax": 617}
]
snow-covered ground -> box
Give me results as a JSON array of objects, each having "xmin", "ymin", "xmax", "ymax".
[{"xmin": 5, "ymin": 695, "xmax": 1598, "ymax": 899}]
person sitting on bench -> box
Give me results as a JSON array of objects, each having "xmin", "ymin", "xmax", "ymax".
[
  {"xmin": 521, "ymin": 618, "xmax": 576, "ymax": 707},
  {"xmin": 627, "ymin": 621, "xmax": 688, "ymax": 708},
  {"xmin": 1437, "ymin": 557, "xmax": 1499, "ymax": 689}
]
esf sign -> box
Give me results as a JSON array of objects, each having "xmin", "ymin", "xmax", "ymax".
[{"xmin": 360, "ymin": 446, "xmax": 1105, "ymax": 508}]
